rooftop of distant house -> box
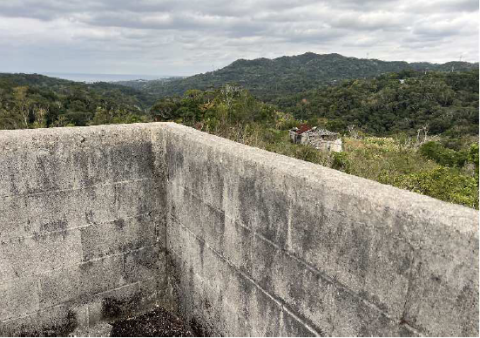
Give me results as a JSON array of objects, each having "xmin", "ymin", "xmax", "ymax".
[{"xmin": 291, "ymin": 124, "xmax": 339, "ymax": 136}]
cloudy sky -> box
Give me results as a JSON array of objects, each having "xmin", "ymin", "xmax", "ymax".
[{"xmin": 0, "ymin": 0, "xmax": 478, "ymax": 76}]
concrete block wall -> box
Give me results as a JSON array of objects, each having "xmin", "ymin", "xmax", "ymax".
[
  {"xmin": 0, "ymin": 122, "xmax": 478, "ymax": 336},
  {"xmin": 0, "ymin": 124, "xmax": 167, "ymax": 336},
  {"xmin": 162, "ymin": 123, "xmax": 479, "ymax": 337}
]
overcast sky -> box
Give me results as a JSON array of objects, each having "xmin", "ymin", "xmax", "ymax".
[{"xmin": 0, "ymin": 0, "xmax": 478, "ymax": 76}]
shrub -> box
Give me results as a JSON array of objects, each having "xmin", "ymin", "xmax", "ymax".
[
  {"xmin": 332, "ymin": 151, "xmax": 351, "ymax": 173},
  {"xmin": 380, "ymin": 167, "xmax": 478, "ymax": 209},
  {"xmin": 419, "ymin": 141, "xmax": 467, "ymax": 167}
]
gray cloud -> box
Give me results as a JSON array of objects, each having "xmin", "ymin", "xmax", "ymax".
[{"xmin": 0, "ymin": 0, "xmax": 477, "ymax": 76}]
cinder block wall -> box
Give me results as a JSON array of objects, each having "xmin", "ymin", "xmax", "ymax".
[
  {"xmin": 1, "ymin": 123, "xmax": 478, "ymax": 337},
  {"xmin": 0, "ymin": 124, "xmax": 168, "ymax": 336},
  {"xmin": 162, "ymin": 123, "xmax": 479, "ymax": 337}
]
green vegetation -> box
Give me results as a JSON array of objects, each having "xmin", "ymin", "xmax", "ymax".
[
  {"xmin": 419, "ymin": 141, "xmax": 468, "ymax": 167},
  {"xmin": 0, "ymin": 73, "xmax": 155, "ymax": 129},
  {"xmin": 276, "ymin": 69, "xmax": 479, "ymax": 137}
]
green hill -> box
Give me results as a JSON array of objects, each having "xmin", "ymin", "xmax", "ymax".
[
  {"xmin": 0, "ymin": 73, "xmax": 155, "ymax": 129},
  {"xmin": 274, "ymin": 69, "xmax": 479, "ymax": 137},
  {"xmin": 116, "ymin": 52, "xmax": 478, "ymax": 101}
]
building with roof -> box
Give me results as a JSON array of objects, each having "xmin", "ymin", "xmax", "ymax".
[{"xmin": 289, "ymin": 124, "xmax": 343, "ymax": 152}]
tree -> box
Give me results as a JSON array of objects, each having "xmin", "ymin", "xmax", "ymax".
[
  {"xmin": 32, "ymin": 106, "xmax": 48, "ymax": 128},
  {"xmin": 150, "ymin": 99, "xmax": 178, "ymax": 121},
  {"xmin": 0, "ymin": 108, "xmax": 23, "ymax": 129},
  {"xmin": 13, "ymin": 86, "xmax": 30, "ymax": 128}
]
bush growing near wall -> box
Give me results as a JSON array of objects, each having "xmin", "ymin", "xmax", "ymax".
[
  {"xmin": 467, "ymin": 143, "xmax": 479, "ymax": 176},
  {"xmin": 380, "ymin": 167, "xmax": 479, "ymax": 209},
  {"xmin": 332, "ymin": 152, "xmax": 351, "ymax": 173}
]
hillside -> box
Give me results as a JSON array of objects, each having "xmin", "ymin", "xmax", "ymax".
[
  {"xmin": 114, "ymin": 77, "xmax": 185, "ymax": 91},
  {"xmin": 275, "ymin": 69, "xmax": 479, "ymax": 137},
  {"xmin": 0, "ymin": 73, "xmax": 155, "ymax": 129},
  {"xmin": 116, "ymin": 53, "xmax": 479, "ymax": 101}
]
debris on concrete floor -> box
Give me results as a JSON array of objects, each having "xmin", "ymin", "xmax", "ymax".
[{"xmin": 109, "ymin": 308, "xmax": 198, "ymax": 337}]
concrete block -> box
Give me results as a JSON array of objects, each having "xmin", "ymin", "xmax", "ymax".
[
  {"xmin": 0, "ymin": 124, "xmax": 157, "ymax": 197},
  {"xmin": 286, "ymin": 182, "xmax": 413, "ymax": 320},
  {"xmin": 66, "ymin": 125, "xmax": 154, "ymax": 188},
  {"xmin": 70, "ymin": 144, "xmax": 112, "ymax": 189},
  {"xmin": 38, "ymin": 246, "xmax": 159, "ymax": 311},
  {"xmin": 123, "ymin": 246, "xmax": 162, "ymax": 285},
  {"xmin": 1, "ymin": 184, "xmax": 117, "ymax": 240},
  {"xmin": 166, "ymin": 137, "xmax": 225, "ymax": 211},
  {"xmin": 249, "ymin": 234, "xmax": 402, "ymax": 336},
  {"xmin": 79, "ymin": 254, "xmax": 128, "ymax": 298},
  {"xmin": 80, "ymin": 212, "xmax": 156, "ymax": 261},
  {"xmin": 169, "ymin": 183, "xmax": 224, "ymax": 248},
  {"xmin": 403, "ymin": 244, "xmax": 479, "ymax": 336},
  {"xmin": 0, "ymin": 141, "xmax": 76, "ymax": 197},
  {"xmin": 0, "ymin": 278, "xmax": 40, "ymax": 322},
  {"xmin": 38, "ymin": 266, "xmax": 83, "ymax": 309},
  {"xmin": 232, "ymin": 167, "xmax": 290, "ymax": 248},
  {"xmin": 0, "ymin": 303, "xmax": 78, "ymax": 337},
  {"xmin": 109, "ymin": 140, "xmax": 155, "ymax": 183},
  {"xmin": 69, "ymin": 125, "xmax": 155, "ymax": 187},
  {"xmin": 114, "ymin": 179, "xmax": 159, "ymax": 219},
  {"xmin": 98, "ymin": 278, "xmax": 157, "ymax": 322},
  {"xmin": 0, "ymin": 229, "xmax": 83, "ymax": 283},
  {"xmin": 26, "ymin": 184, "xmax": 116, "ymax": 234},
  {"xmin": 167, "ymin": 222, "xmax": 318, "ymax": 337},
  {"xmin": 169, "ymin": 185, "xmax": 252, "ymax": 275},
  {"xmin": 0, "ymin": 195, "xmax": 28, "ymax": 239}
]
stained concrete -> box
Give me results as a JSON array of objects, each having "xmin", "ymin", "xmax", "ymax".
[
  {"xmin": 0, "ymin": 125, "xmax": 168, "ymax": 336},
  {"xmin": 0, "ymin": 123, "xmax": 478, "ymax": 336},
  {"xmin": 162, "ymin": 122, "xmax": 478, "ymax": 337}
]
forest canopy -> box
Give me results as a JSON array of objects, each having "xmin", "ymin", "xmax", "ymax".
[{"xmin": 275, "ymin": 69, "xmax": 479, "ymax": 137}]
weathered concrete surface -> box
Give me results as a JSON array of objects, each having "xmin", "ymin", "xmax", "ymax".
[
  {"xmin": 0, "ymin": 124, "xmax": 168, "ymax": 336},
  {"xmin": 0, "ymin": 122, "xmax": 478, "ymax": 337},
  {"xmin": 162, "ymin": 122, "xmax": 479, "ymax": 337}
]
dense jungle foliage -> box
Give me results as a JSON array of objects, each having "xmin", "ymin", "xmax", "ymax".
[{"xmin": 0, "ymin": 66, "xmax": 478, "ymax": 208}]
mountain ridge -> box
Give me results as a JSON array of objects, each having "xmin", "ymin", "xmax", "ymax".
[{"xmin": 115, "ymin": 52, "xmax": 478, "ymax": 101}]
